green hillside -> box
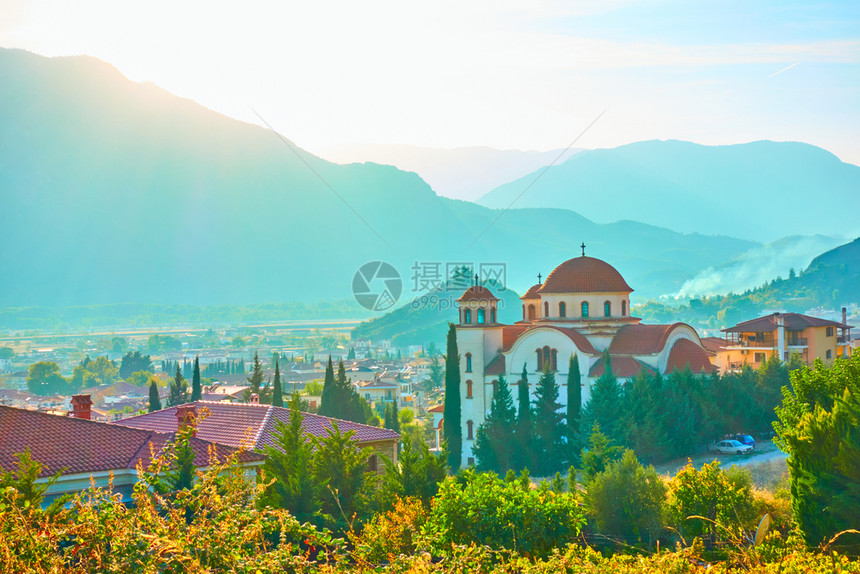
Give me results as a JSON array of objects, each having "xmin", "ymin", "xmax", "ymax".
[
  {"xmin": 478, "ymin": 139, "xmax": 860, "ymax": 242},
  {"xmin": 0, "ymin": 48, "xmax": 756, "ymax": 309},
  {"xmin": 636, "ymin": 237, "xmax": 860, "ymax": 330}
]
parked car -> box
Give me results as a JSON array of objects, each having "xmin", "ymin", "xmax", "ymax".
[
  {"xmin": 733, "ymin": 434, "xmax": 755, "ymax": 449},
  {"xmin": 715, "ymin": 440, "xmax": 753, "ymax": 455}
]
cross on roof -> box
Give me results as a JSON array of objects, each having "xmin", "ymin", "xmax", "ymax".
[
  {"xmin": 537, "ymin": 273, "xmax": 542, "ymax": 283},
  {"xmin": 580, "ymin": 242, "xmax": 586, "ymax": 256},
  {"xmin": 474, "ymin": 273, "xmax": 479, "ymax": 286}
]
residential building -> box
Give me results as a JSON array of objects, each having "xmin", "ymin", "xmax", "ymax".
[
  {"xmin": 115, "ymin": 400, "xmax": 400, "ymax": 473},
  {"xmin": 0, "ymin": 397, "xmax": 264, "ymax": 503},
  {"xmin": 718, "ymin": 310, "xmax": 853, "ymax": 372}
]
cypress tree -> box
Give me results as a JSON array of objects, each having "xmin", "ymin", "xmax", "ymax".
[
  {"xmin": 473, "ymin": 374, "xmax": 517, "ymax": 472},
  {"xmin": 167, "ymin": 364, "xmax": 189, "ymax": 407},
  {"xmin": 191, "ymin": 356, "xmax": 202, "ymax": 402},
  {"xmin": 567, "ymin": 354, "xmax": 582, "ymax": 463},
  {"xmin": 390, "ymin": 396, "xmax": 400, "ymax": 433},
  {"xmin": 533, "ymin": 367, "xmax": 565, "ymax": 475},
  {"xmin": 272, "ymin": 360, "xmax": 284, "ymax": 408},
  {"xmin": 443, "ymin": 323, "xmax": 461, "ymax": 471},
  {"xmin": 514, "ymin": 363, "xmax": 534, "ymax": 470},
  {"xmin": 148, "ymin": 377, "xmax": 162, "ymax": 412},
  {"xmin": 584, "ymin": 351, "xmax": 622, "ymax": 442},
  {"xmin": 319, "ymin": 357, "xmax": 336, "ymax": 417}
]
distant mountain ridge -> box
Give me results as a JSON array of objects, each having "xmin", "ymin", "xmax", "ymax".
[
  {"xmin": 319, "ymin": 143, "xmax": 582, "ymax": 201},
  {"xmin": 0, "ymin": 48, "xmax": 756, "ymax": 308},
  {"xmin": 478, "ymin": 140, "xmax": 860, "ymax": 242}
]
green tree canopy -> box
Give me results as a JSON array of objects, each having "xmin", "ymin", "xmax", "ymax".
[
  {"xmin": 443, "ymin": 323, "xmax": 461, "ymax": 472},
  {"xmin": 167, "ymin": 364, "xmax": 189, "ymax": 407},
  {"xmin": 26, "ymin": 361, "xmax": 70, "ymax": 396},
  {"xmin": 473, "ymin": 374, "xmax": 517, "ymax": 473},
  {"xmin": 533, "ymin": 368, "xmax": 566, "ymax": 475},
  {"xmin": 119, "ymin": 350, "xmax": 153, "ymax": 380},
  {"xmin": 148, "ymin": 377, "xmax": 162, "ymax": 412}
]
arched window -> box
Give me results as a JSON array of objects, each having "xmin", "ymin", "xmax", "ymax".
[
  {"xmin": 604, "ymin": 301, "xmax": 611, "ymax": 317},
  {"xmin": 466, "ymin": 380, "xmax": 473, "ymax": 398},
  {"xmin": 551, "ymin": 349, "xmax": 558, "ymax": 371},
  {"xmin": 544, "ymin": 301, "xmax": 549, "ymax": 317},
  {"xmin": 622, "ymin": 300, "xmax": 627, "ymax": 316},
  {"xmin": 492, "ymin": 379, "xmax": 498, "ymax": 393},
  {"xmin": 536, "ymin": 348, "xmax": 543, "ymax": 371},
  {"xmin": 465, "ymin": 353, "xmax": 472, "ymax": 373},
  {"xmin": 467, "ymin": 420, "xmax": 474, "ymax": 440},
  {"xmin": 522, "ymin": 304, "xmax": 526, "ymax": 321},
  {"xmin": 477, "ymin": 308, "xmax": 486, "ymax": 324},
  {"xmin": 559, "ymin": 302, "xmax": 566, "ymax": 317},
  {"xmin": 581, "ymin": 301, "xmax": 589, "ymax": 318},
  {"xmin": 464, "ymin": 309, "xmax": 471, "ymax": 323},
  {"xmin": 528, "ymin": 305, "xmax": 536, "ymax": 320},
  {"xmin": 491, "ymin": 309, "xmax": 496, "ymax": 323},
  {"xmin": 542, "ymin": 346, "xmax": 551, "ymax": 371}
]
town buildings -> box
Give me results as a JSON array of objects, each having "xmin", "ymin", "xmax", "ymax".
[{"xmin": 455, "ymin": 253, "xmax": 713, "ymax": 465}]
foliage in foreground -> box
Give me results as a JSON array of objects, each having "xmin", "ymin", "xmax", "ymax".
[{"xmin": 1, "ymin": 444, "xmax": 859, "ymax": 573}]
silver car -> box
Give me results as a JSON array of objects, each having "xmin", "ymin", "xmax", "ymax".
[{"xmin": 715, "ymin": 439, "xmax": 753, "ymax": 455}]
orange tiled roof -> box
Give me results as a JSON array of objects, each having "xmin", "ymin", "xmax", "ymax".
[
  {"xmin": 501, "ymin": 325, "xmax": 599, "ymax": 355},
  {"xmin": 722, "ymin": 312, "xmax": 852, "ymax": 333},
  {"xmin": 520, "ymin": 283, "xmax": 542, "ymax": 300},
  {"xmin": 538, "ymin": 256, "xmax": 632, "ymax": 294},
  {"xmin": 116, "ymin": 401, "xmax": 399, "ymax": 451},
  {"xmin": 609, "ymin": 324, "xmax": 682, "ymax": 355},
  {"xmin": 457, "ymin": 285, "xmax": 499, "ymax": 303},
  {"xmin": 700, "ymin": 337, "xmax": 728, "ymax": 355},
  {"xmin": 665, "ymin": 338, "xmax": 716, "ymax": 374},
  {"xmin": 0, "ymin": 405, "xmax": 263, "ymax": 478},
  {"xmin": 588, "ymin": 356, "xmax": 655, "ymax": 378}
]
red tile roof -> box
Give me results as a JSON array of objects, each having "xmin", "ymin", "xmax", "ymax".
[
  {"xmin": 115, "ymin": 401, "xmax": 399, "ymax": 452},
  {"xmin": 665, "ymin": 338, "xmax": 716, "ymax": 374},
  {"xmin": 538, "ymin": 256, "xmax": 633, "ymax": 294},
  {"xmin": 427, "ymin": 404, "xmax": 444, "ymax": 413},
  {"xmin": 588, "ymin": 356, "xmax": 655, "ymax": 378},
  {"xmin": 520, "ymin": 283, "xmax": 542, "ymax": 300},
  {"xmin": 0, "ymin": 405, "xmax": 263, "ymax": 478},
  {"xmin": 457, "ymin": 285, "xmax": 500, "ymax": 303},
  {"xmin": 700, "ymin": 337, "xmax": 728, "ymax": 355},
  {"xmin": 501, "ymin": 325, "xmax": 599, "ymax": 355},
  {"xmin": 722, "ymin": 312, "xmax": 852, "ymax": 333},
  {"xmin": 609, "ymin": 323, "xmax": 683, "ymax": 355}
]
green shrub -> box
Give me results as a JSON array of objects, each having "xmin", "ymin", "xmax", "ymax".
[{"xmin": 422, "ymin": 468, "xmax": 586, "ymax": 558}]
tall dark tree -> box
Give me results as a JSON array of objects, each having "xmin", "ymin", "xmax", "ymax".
[
  {"xmin": 443, "ymin": 323, "xmax": 462, "ymax": 471},
  {"xmin": 513, "ymin": 363, "xmax": 534, "ymax": 470},
  {"xmin": 190, "ymin": 356, "xmax": 202, "ymax": 402},
  {"xmin": 259, "ymin": 391, "xmax": 319, "ymax": 524},
  {"xmin": 567, "ymin": 354, "xmax": 582, "ymax": 464},
  {"xmin": 167, "ymin": 364, "xmax": 189, "ymax": 407},
  {"xmin": 473, "ymin": 374, "xmax": 517, "ymax": 472},
  {"xmin": 272, "ymin": 360, "xmax": 284, "ymax": 408},
  {"xmin": 583, "ymin": 351, "xmax": 622, "ymax": 442},
  {"xmin": 319, "ymin": 356, "xmax": 336, "ymax": 417},
  {"xmin": 245, "ymin": 352, "xmax": 270, "ymax": 403},
  {"xmin": 148, "ymin": 377, "xmax": 162, "ymax": 412},
  {"xmin": 347, "ymin": 347, "xmax": 356, "ymax": 360},
  {"xmin": 533, "ymin": 367, "xmax": 566, "ymax": 475}
]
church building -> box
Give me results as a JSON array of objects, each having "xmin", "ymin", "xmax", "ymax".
[{"xmin": 455, "ymin": 250, "xmax": 713, "ymax": 465}]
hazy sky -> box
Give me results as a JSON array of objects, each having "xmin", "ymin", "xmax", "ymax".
[{"xmin": 3, "ymin": 0, "xmax": 859, "ymax": 164}]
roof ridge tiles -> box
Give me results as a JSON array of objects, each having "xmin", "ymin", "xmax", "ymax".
[{"xmin": 253, "ymin": 406, "xmax": 274, "ymax": 450}]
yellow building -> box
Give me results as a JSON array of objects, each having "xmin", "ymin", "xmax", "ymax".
[{"xmin": 717, "ymin": 312, "xmax": 852, "ymax": 372}]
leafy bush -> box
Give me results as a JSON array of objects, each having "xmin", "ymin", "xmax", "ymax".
[
  {"xmin": 585, "ymin": 449, "xmax": 667, "ymax": 541},
  {"xmin": 422, "ymin": 468, "xmax": 586, "ymax": 558}
]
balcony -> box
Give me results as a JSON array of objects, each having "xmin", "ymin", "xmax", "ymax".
[{"xmin": 787, "ymin": 338, "xmax": 808, "ymax": 347}]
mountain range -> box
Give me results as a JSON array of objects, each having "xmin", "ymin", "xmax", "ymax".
[
  {"xmin": 319, "ymin": 143, "xmax": 581, "ymax": 202},
  {"xmin": 478, "ymin": 140, "xmax": 860, "ymax": 242},
  {"xmin": 0, "ymin": 48, "xmax": 766, "ymax": 310}
]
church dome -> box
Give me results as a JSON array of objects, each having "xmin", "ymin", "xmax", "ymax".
[
  {"xmin": 538, "ymin": 256, "xmax": 632, "ymax": 294},
  {"xmin": 457, "ymin": 285, "xmax": 499, "ymax": 303}
]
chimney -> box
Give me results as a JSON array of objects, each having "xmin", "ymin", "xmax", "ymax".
[
  {"xmin": 843, "ymin": 307, "xmax": 848, "ymax": 326},
  {"xmin": 250, "ymin": 393, "xmax": 260, "ymax": 404},
  {"xmin": 176, "ymin": 404, "xmax": 198, "ymax": 435},
  {"xmin": 70, "ymin": 394, "xmax": 92, "ymax": 420}
]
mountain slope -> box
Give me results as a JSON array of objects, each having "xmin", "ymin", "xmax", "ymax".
[
  {"xmin": 0, "ymin": 48, "xmax": 754, "ymax": 308},
  {"xmin": 319, "ymin": 143, "xmax": 581, "ymax": 201},
  {"xmin": 478, "ymin": 140, "xmax": 860, "ymax": 242}
]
